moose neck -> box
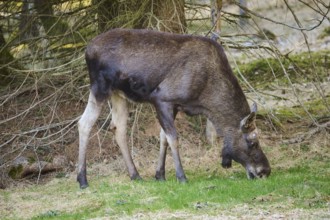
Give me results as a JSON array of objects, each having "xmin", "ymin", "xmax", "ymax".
[{"xmin": 203, "ymin": 71, "xmax": 251, "ymax": 136}]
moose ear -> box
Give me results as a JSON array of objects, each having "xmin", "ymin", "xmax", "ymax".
[
  {"xmin": 240, "ymin": 112, "xmax": 256, "ymax": 132},
  {"xmin": 240, "ymin": 103, "xmax": 257, "ymax": 133}
]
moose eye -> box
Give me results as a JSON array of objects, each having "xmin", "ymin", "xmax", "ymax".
[
  {"xmin": 247, "ymin": 140, "xmax": 258, "ymax": 148},
  {"xmin": 253, "ymin": 155, "xmax": 259, "ymax": 162}
]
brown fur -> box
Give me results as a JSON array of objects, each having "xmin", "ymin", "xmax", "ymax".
[{"xmin": 77, "ymin": 29, "xmax": 271, "ymax": 188}]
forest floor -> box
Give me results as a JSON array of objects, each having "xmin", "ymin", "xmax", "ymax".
[{"xmin": 0, "ymin": 0, "xmax": 329, "ymax": 219}]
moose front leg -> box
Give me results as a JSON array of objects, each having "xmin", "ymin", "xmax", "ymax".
[
  {"xmin": 77, "ymin": 92, "xmax": 103, "ymax": 189},
  {"xmin": 155, "ymin": 102, "xmax": 187, "ymax": 182},
  {"xmin": 166, "ymin": 134, "xmax": 187, "ymax": 182},
  {"xmin": 111, "ymin": 93, "xmax": 141, "ymax": 180},
  {"xmin": 155, "ymin": 108, "xmax": 178, "ymax": 181},
  {"xmin": 221, "ymin": 138, "xmax": 233, "ymax": 168}
]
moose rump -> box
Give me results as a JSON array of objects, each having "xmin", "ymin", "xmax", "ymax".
[{"xmin": 77, "ymin": 29, "xmax": 271, "ymax": 189}]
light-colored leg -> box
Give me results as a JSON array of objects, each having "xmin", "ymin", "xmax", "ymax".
[
  {"xmin": 155, "ymin": 128, "xmax": 168, "ymax": 180},
  {"xmin": 111, "ymin": 92, "xmax": 141, "ymax": 180},
  {"xmin": 206, "ymin": 119, "xmax": 217, "ymax": 145},
  {"xmin": 77, "ymin": 92, "xmax": 103, "ymax": 189},
  {"xmin": 166, "ymin": 133, "xmax": 186, "ymax": 182}
]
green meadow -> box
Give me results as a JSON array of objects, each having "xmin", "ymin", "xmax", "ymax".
[{"xmin": 1, "ymin": 159, "xmax": 329, "ymax": 219}]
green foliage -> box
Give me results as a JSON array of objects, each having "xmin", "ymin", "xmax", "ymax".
[{"xmin": 237, "ymin": 50, "xmax": 330, "ymax": 88}]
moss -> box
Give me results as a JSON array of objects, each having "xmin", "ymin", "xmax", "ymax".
[
  {"xmin": 269, "ymin": 97, "xmax": 330, "ymax": 124},
  {"xmin": 236, "ymin": 50, "xmax": 330, "ymax": 88},
  {"xmin": 318, "ymin": 26, "xmax": 330, "ymax": 39},
  {"xmin": 28, "ymin": 157, "xmax": 36, "ymax": 163},
  {"xmin": 8, "ymin": 165, "xmax": 23, "ymax": 179},
  {"xmin": 305, "ymin": 98, "xmax": 330, "ymax": 118}
]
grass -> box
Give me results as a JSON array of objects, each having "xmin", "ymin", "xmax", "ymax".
[{"xmin": 1, "ymin": 159, "xmax": 329, "ymax": 220}]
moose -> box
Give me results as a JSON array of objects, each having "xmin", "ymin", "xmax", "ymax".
[{"xmin": 77, "ymin": 28, "xmax": 271, "ymax": 189}]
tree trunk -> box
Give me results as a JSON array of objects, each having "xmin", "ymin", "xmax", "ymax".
[
  {"xmin": 34, "ymin": 0, "xmax": 67, "ymax": 37},
  {"xmin": 207, "ymin": 0, "xmax": 223, "ymax": 144},
  {"xmin": 19, "ymin": 0, "xmax": 39, "ymax": 42},
  {"xmin": 92, "ymin": 0, "xmax": 120, "ymax": 33},
  {"xmin": 152, "ymin": 0, "xmax": 186, "ymax": 33},
  {"xmin": 210, "ymin": 0, "xmax": 222, "ymax": 40},
  {"xmin": 0, "ymin": 26, "xmax": 15, "ymax": 86},
  {"xmin": 239, "ymin": 0, "xmax": 248, "ymax": 27},
  {"xmin": 93, "ymin": 0, "xmax": 186, "ymax": 33}
]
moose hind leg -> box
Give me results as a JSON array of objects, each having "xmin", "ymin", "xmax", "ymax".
[
  {"xmin": 155, "ymin": 128, "xmax": 168, "ymax": 181},
  {"xmin": 111, "ymin": 92, "xmax": 141, "ymax": 180},
  {"xmin": 77, "ymin": 92, "xmax": 103, "ymax": 189},
  {"xmin": 206, "ymin": 119, "xmax": 217, "ymax": 145}
]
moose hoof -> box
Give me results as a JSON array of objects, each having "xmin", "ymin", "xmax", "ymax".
[
  {"xmin": 77, "ymin": 172, "xmax": 88, "ymax": 189},
  {"xmin": 79, "ymin": 183, "xmax": 89, "ymax": 189},
  {"xmin": 130, "ymin": 174, "xmax": 143, "ymax": 181},
  {"xmin": 221, "ymin": 158, "xmax": 232, "ymax": 169},
  {"xmin": 155, "ymin": 171, "xmax": 166, "ymax": 181},
  {"xmin": 155, "ymin": 177, "xmax": 166, "ymax": 182},
  {"xmin": 177, "ymin": 175, "xmax": 188, "ymax": 183}
]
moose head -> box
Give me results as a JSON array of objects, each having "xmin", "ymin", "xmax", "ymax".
[{"xmin": 221, "ymin": 103, "xmax": 271, "ymax": 179}]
